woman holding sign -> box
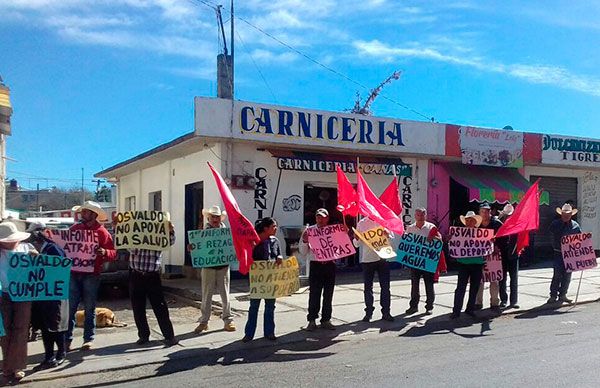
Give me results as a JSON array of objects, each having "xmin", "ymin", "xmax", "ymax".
[
  {"xmin": 242, "ymin": 217, "xmax": 283, "ymax": 342},
  {"xmin": 451, "ymin": 212, "xmax": 485, "ymax": 319},
  {"xmin": 0, "ymin": 222, "xmax": 35, "ymax": 383}
]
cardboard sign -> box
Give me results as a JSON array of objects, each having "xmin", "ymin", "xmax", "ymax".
[
  {"xmin": 306, "ymin": 224, "xmax": 356, "ymax": 261},
  {"xmin": 448, "ymin": 227, "xmax": 494, "ymax": 258},
  {"xmin": 482, "ymin": 251, "xmax": 503, "ymax": 282},
  {"xmin": 48, "ymin": 229, "xmax": 99, "ymax": 273},
  {"xmin": 561, "ymin": 232, "xmax": 598, "ymax": 272},
  {"xmin": 114, "ymin": 211, "xmax": 171, "ymax": 250},
  {"xmin": 249, "ymin": 256, "xmax": 300, "ymax": 299},
  {"xmin": 396, "ymin": 233, "xmax": 443, "ymax": 273},
  {"xmin": 188, "ymin": 228, "xmax": 237, "ymax": 268},
  {"xmin": 5, "ymin": 253, "xmax": 72, "ymax": 301},
  {"xmin": 353, "ymin": 227, "xmax": 397, "ymax": 259}
]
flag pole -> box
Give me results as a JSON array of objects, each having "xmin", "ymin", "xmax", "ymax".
[{"xmin": 574, "ymin": 270, "xmax": 584, "ymax": 306}]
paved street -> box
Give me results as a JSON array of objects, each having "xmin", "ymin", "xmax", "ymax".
[{"xmin": 12, "ymin": 263, "xmax": 600, "ymax": 386}]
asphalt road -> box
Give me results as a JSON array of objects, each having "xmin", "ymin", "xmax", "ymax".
[{"xmin": 26, "ymin": 302, "xmax": 600, "ymax": 388}]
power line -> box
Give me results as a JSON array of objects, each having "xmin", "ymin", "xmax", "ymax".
[
  {"xmin": 187, "ymin": 0, "xmax": 434, "ymax": 121},
  {"xmin": 235, "ymin": 28, "xmax": 278, "ymax": 103}
]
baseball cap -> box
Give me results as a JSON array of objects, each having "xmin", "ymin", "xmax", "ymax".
[{"xmin": 316, "ymin": 208, "xmax": 329, "ymax": 217}]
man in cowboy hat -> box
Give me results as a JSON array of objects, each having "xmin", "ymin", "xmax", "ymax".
[
  {"xmin": 66, "ymin": 201, "xmax": 116, "ymax": 351},
  {"xmin": 548, "ymin": 203, "xmax": 581, "ymax": 304},
  {"xmin": 451, "ymin": 211, "xmax": 485, "ymax": 319},
  {"xmin": 498, "ymin": 203, "xmax": 520, "ymax": 308},
  {"xmin": 193, "ymin": 205, "xmax": 236, "ymax": 333}
]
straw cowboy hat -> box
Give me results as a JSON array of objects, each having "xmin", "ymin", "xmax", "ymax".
[
  {"xmin": 0, "ymin": 221, "xmax": 31, "ymax": 243},
  {"xmin": 72, "ymin": 201, "xmax": 108, "ymax": 222},
  {"xmin": 202, "ymin": 205, "xmax": 227, "ymax": 220},
  {"xmin": 556, "ymin": 203, "xmax": 578, "ymax": 216},
  {"xmin": 500, "ymin": 203, "xmax": 514, "ymax": 217},
  {"xmin": 460, "ymin": 211, "xmax": 483, "ymax": 227}
]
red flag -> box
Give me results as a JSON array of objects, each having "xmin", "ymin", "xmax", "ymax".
[
  {"xmin": 496, "ymin": 179, "xmax": 540, "ymax": 238},
  {"xmin": 356, "ymin": 170, "xmax": 405, "ymax": 234},
  {"xmin": 379, "ymin": 177, "xmax": 402, "ymax": 216},
  {"xmin": 516, "ymin": 232, "xmax": 530, "ymax": 254},
  {"xmin": 336, "ymin": 166, "xmax": 359, "ymax": 216},
  {"xmin": 207, "ymin": 162, "xmax": 260, "ymax": 274}
]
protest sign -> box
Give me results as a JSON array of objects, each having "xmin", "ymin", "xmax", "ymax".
[
  {"xmin": 306, "ymin": 224, "xmax": 356, "ymax": 261},
  {"xmin": 114, "ymin": 211, "xmax": 171, "ymax": 250},
  {"xmin": 561, "ymin": 232, "xmax": 598, "ymax": 272},
  {"xmin": 5, "ymin": 252, "xmax": 72, "ymax": 301},
  {"xmin": 448, "ymin": 227, "xmax": 494, "ymax": 258},
  {"xmin": 482, "ymin": 251, "xmax": 503, "ymax": 282},
  {"xmin": 48, "ymin": 229, "xmax": 99, "ymax": 273},
  {"xmin": 188, "ymin": 228, "xmax": 237, "ymax": 268},
  {"xmin": 249, "ymin": 256, "xmax": 300, "ymax": 299},
  {"xmin": 353, "ymin": 227, "xmax": 397, "ymax": 259},
  {"xmin": 396, "ymin": 233, "xmax": 443, "ymax": 273}
]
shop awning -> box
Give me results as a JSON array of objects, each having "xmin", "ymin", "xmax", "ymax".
[{"xmin": 444, "ymin": 163, "xmax": 549, "ymax": 205}]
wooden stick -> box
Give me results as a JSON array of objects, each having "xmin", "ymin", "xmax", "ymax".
[{"xmin": 574, "ymin": 270, "xmax": 584, "ymax": 305}]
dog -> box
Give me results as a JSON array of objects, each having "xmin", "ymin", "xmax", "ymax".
[{"xmin": 75, "ymin": 308, "xmax": 126, "ymax": 328}]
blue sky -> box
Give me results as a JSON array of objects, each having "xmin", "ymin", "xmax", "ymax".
[{"xmin": 1, "ymin": 0, "xmax": 600, "ymax": 191}]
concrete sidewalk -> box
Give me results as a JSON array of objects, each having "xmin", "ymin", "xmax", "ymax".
[{"xmin": 19, "ymin": 263, "xmax": 600, "ymax": 384}]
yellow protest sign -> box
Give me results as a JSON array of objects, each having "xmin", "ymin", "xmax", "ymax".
[
  {"xmin": 353, "ymin": 227, "xmax": 397, "ymax": 259},
  {"xmin": 114, "ymin": 211, "xmax": 171, "ymax": 250},
  {"xmin": 249, "ymin": 256, "xmax": 300, "ymax": 299}
]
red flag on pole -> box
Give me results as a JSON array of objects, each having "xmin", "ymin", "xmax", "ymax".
[
  {"xmin": 495, "ymin": 179, "xmax": 540, "ymax": 240},
  {"xmin": 356, "ymin": 170, "xmax": 405, "ymax": 234},
  {"xmin": 379, "ymin": 177, "xmax": 403, "ymax": 216},
  {"xmin": 336, "ymin": 166, "xmax": 359, "ymax": 216},
  {"xmin": 207, "ymin": 162, "xmax": 260, "ymax": 274}
]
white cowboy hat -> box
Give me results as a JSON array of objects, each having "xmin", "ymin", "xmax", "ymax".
[
  {"xmin": 500, "ymin": 203, "xmax": 514, "ymax": 217},
  {"xmin": 72, "ymin": 201, "xmax": 108, "ymax": 222},
  {"xmin": 556, "ymin": 203, "xmax": 578, "ymax": 216},
  {"xmin": 202, "ymin": 205, "xmax": 227, "ymax": 220},
  {"xmin": 460, "ymin": 211, "xmax": 483, "ymax": 227},
  {"xmin": 0, "ymin": 221, "xmax": 31, "ymax": 243}
]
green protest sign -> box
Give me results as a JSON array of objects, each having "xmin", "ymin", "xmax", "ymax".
[
  {"xmin": 5, "ymin": 252, "xmax": 72, "ymax": 301},
  {"xmin": 188, "ymin": 227, "xmax": 237, "ymax": 268}
]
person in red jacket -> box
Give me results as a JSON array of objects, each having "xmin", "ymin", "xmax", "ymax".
[{"xmin": 66, "ymin": 201, "xmax": 116, "ymax": 351}]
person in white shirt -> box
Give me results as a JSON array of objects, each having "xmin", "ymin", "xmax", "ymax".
[
  {"xmin": 353, "ymin": 217, "xmax": 394, "ymax": 322},
  {"xmin": 405, "ymin": 208, "xmax": 441, "ymax": 315}
]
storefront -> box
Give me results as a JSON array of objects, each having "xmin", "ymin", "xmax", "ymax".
[{"xmin": 96, "ymin": 97, "xmax": 600, "ymax": 275}]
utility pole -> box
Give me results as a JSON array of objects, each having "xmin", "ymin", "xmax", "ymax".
[
  {"xmin": 230, "ymin": 0, "xmax": 234, "ymax": 99},
  {"xmin": 81, "ymin": 167, "xmax": 85, "ymax": 205},
  {"xmin": 36, "ymin": 183, "xmax": 39, "ymax": 212}
]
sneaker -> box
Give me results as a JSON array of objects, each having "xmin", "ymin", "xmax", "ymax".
[
  {"xmin": 81, "ymin": 341, "xmax": 93, "ymax": 351},
  {"xmin": 163, "ymin": 337, "xmax": 179, "ymax": 347},
  {"xmin": 194, "ymin": 323, "xmax": 209, "ymax": 333},
  {"xmin": 265, "ymin": 334, "xmax": 277, "ymax": 341},
  {"xmin": 362, "ymin": 314, "xmax": 372, "ymax": 322},
  {"xmin": 500, "ymin": 301, "xmax": 507, "ymax": 308},
  {"xmin": 547, "ymin": 297, "xmax": 558, "ymax": 304},
  {"xmin": 425, "ymin": 309, "xmax": 433, "ymax": 316},
  {"xmin": 224, "ymin": 322, "xmax": 236, "ymax": 332},
  {"xmin": 320, "ymin": 321, "xmax": 336, "ymax": 330},
  {"xmin": 242, "ymin": 336, "xmax": 253, "ymax": 343},
  {"xmin": 405, "ymin": 307, "xmax": 418, "ymax": 315},
  {"xmin": 303, "ymin": 321, "xmax": 317, "ymax": 331},
  {"xmin": 382, "ymin": 314, "xmax": 395, "ymax": 322},
  {"xmin": 559, "ymin": 296, "xmax": 573, "ymax": 304},
  {"xmin": 56, "ymin": 355, "xmax": 66, "ymax": 366},
  {"xmin": 40, "ymin": 357, "xmax": 58, "ymax": 368},
  {"xmin": 14, "ymin": 370, "xmax": 25, "ymax": 381},
  {"xmin": 509, "ymin": 304, "xmax": 520, "ymax": 309},
  {"xmin": 136, "ymin": 338, "xmax": 149, "ymax": 345}
]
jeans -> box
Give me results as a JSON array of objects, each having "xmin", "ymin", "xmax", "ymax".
[
  {"xmin": 362, "ymin": 260, "xmax": 391, "ymax": 316},
  {"xmin": 453, "ymin": 263, "xmax": 483, "ymax": 314},
  {"xmin": 550, "ymin": 252, "xmax": 571, "ymax": 298},
  {"xmin": 244, "ymin": 299, "xmax": 275, "ymax": 338},
  {"xmin": 41, "ymin": 330, "xmax": 66, "ymax": 360},
  {"xmin": 129, "ymin": 270, "xmax": 175, "ymax": 341},
  {"xmin": 499, "ymin": 258, "xmax": 519, "ymax": 305},
  {"xmin": 307, "ymin": 261, "xmax": 336, "ymax": 322},
  {"xmin": 67, "ymin": 273, "xmax": 101, "ymax": 343},
  {"xmin": 409, "ymin": 269, "xmax": 435, "ymax": 310}
]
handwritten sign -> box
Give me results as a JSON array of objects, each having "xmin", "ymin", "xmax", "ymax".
[
  {"xmin": 482, "ymin": 251, "xmax": 503, "ymax": 282},
  {"xmin": 115, "ymin": 211, "xmax": 171, "ymax": 250},
  {"xmin": 396, "ymin": 233, "xmax": 443, "ymax": 273},
  {"xmin": 5, "ymin": 253, "xmax": 72, "ymax": 301},
  {"xmin": 249, "ymin": 256, "xmax": 300, "ymax": 299},
  {"xmin": 448, "ymin": 227, "xmax": 494, "ymax": 258},
  {"xmin": 306, "ymin": 224, "xmax": 356, "ymax": 261},
  {"xmin": 48, "ymin": 229, "xmax": 98, "ymax": 273},
  {"xmin": 561, "ymin": 232, "xmax": 598, "ymax": 272},
  {"xmin": 353, "ymin": 227, "xmax": 397, "ymax": 259},
  {"xmin": 188, "ymin": 228, "xmax": 237, "ymax": 268}
]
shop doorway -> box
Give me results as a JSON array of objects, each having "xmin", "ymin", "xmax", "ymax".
[
  {"xmin": 449, "ymin": 177, "xmax": 473, "ymax": 227},
  {"xmin": 184, "ymin": 181, "xmax": 203, "ymax": 267}
]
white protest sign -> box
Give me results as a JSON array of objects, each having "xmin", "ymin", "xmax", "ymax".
[
  {"xmin": 48, "ymin": 229, "xmax": 99, "ymax": 273},
  {"xmin": 561, "ymin": 232, "xmax": 598, "ymax": 272},
  {"xmin": 482, "ymin": 251, "xmax": 503, "ymax": 282},
  {"xmin": 306, "ymin": 224, "xmax": 356, "ymax": 262},
  {"xmin": 114, "ymin": 211, "xmax": 171, "ymax": 250},
  {"xmin": 448, "ymin": 226, "xmax": 494, "ymax": 258}
]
